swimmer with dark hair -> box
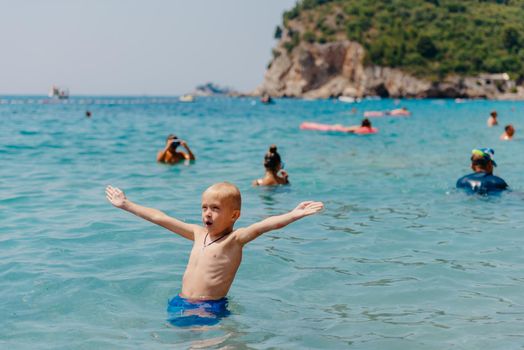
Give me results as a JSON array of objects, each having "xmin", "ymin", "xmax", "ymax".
[
  {"xmin": 487, "ymin": 111, "xmax": 498, "ymax": 127},
  {"xmin": 253, "ymin": 144, "xmax": 289, "ymax": 186},
  {"xmin": 500, "ymin": 124, "xmax": 515, "ymax": 140},
  {"xmin": 361, "ymin": 118, "xmax": 372, "ymax": 128},
  {"xmin": 260, "ymin": 94, "xmax": 273, "ymax": 104},
  {"xmin": 456, "ymin": 148, "xmax": 508, "ymax": 194},
  {"xmin": 157, "ymin": 134, "xmax": 195, "ymax": 164},
  {"xmin": 345, "ymin": 118, "xmax": 377, "ymax": 134}
]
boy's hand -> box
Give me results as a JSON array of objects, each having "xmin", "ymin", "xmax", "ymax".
[
  {"xmin": 106, "ymin": 185, "xmax": 127, "ymax": 208},
  {"xmin": 292, "ymin": 201, "xmax": 324, "ymax": 217}
]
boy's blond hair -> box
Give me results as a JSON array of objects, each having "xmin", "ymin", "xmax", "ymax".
[{"xmin": 204, "ymin": 182, "xmax": 242, "ymax": 211}]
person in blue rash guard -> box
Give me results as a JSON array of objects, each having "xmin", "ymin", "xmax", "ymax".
[{"xmin": 456, "ymin": 148, "xmax": 508, "ymax": 194}]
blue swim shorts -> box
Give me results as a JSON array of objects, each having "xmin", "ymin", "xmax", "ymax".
[{"xmin": 167, "ymin": 294, "xmax": 230, "ymax": 327}]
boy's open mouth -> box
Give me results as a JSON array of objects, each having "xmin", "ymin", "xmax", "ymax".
[{"xmin": 204, "ymin": 220, "xmax": 213, "ymax": 226}]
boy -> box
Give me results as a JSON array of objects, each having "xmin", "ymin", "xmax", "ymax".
[{"xmin": 105, "ymin": 182, "xmax": 323, "ymax": 325}]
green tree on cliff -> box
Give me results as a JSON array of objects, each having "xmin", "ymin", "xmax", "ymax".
[{"xmin": 281, "ymin": 0, "xmax": 524, "ymax": 79}]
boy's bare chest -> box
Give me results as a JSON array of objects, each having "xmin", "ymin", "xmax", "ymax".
[{"xmin": 189, "ymin": 241, "xmax": 241, "ymax": 268}]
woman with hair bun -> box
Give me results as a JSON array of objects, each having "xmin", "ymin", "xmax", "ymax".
[{"xmin": 253, "ymin": 145, "xmax": 289, "ymax": 186}]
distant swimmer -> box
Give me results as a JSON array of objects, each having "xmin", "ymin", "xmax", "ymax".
[
  {"xmin": 456, "ymin": 148, "xmax": 508, "ymax": 194},
  {"xmin": 157, "ymin": 134, "xmax": 195, "ymax": 165},
  {"xmin": 341, "ymin": 118, "xmax": 379, "ymax": 134},
  {"xmin": 500, "ymin": 124, "xmax": 515, "ymax": 140},
  {"xmin": 260, "ymin": 94, "xmax": 273, "ymax": 104},
  {"xmin": 253, "ymin": 144, "xmax": 289, "ymax": 186},
  {"xmin": 487, "ymin": 111, "xmax": 498, "ymax": 127},
  {"xmin": 387, "ymin": 107, "xmax": 411, "ymax": 116},
  {"xmin": 352, "ymin": 118, "xmax": 378, "ymax": 134},
  {"xmin": 85, "ymin": 110, "xmax": 92, "ymax": 118}
]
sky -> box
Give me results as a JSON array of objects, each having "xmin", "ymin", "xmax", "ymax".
[{"xmin": 0, "ymin": 0, "xmax": 296, "ymax": 95}]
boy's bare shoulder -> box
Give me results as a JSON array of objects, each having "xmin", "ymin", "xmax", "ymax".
[
  {"xmin": 231, "ymin": 227, "xmax": 247, "ymax": 241},
  {"xmin": 232, "ymin": 226, "xmax": 245, "ymax": 234},
  {"xmin": 192, "ymin": 225, "xmax": 207, "ymax": 237}
]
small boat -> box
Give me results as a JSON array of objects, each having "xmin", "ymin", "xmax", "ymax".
[
  {"xmin": 338, "ymin": 96, "xmax": 356, "ymax": 103},
  {"xmin": 48, "ymin": 85, "xmax": 69, "ymax": 99},
  {"xmin": 179, "ymin": 94, "xmax": 195, "ymax": 102}
]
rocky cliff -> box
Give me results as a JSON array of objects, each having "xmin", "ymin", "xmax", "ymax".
[
  {"xmin": 256, "ymin": 0, "xmax": 524, "ymax": 100},
  {"xmin": 256, "ymin": 38, "xmax": 524, "ymax": 99}
]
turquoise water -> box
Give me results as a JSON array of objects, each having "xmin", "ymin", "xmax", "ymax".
[{"xmin": 1, "ymin": 96, "xmax": 523, "ymax": 349}]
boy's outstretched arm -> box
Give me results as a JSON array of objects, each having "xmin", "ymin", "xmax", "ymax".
[
  {"xmin": 105, "ymin": 185, "xmax": 197, "ymax": 240},
  {"xmin": 236, "ymin": 201, "xmax": 324, "ymax": 245}
]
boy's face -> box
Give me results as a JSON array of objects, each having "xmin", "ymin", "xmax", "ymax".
[{"xmin": 201, "ymin": 190, "xmax": 240, "ymax": 234}]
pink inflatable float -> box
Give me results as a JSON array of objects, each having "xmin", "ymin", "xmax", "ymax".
[
  {"xmin": 300, "ymin": 122, "xmax": 378, "ymax": 134},
  {"xmin": 353, "ymin": 126, "xmax": 378, "ymax": 134},
  {"xmin": 363, "ymin": 111, "xmax": 385, "ymax": 117},
  {"xmin": 363, "ymin": 108, "xmax": 411, "ymax": 117},
  {"xmin": 388, "ymin": 108, "xmax": 411, "ymax": 116}
]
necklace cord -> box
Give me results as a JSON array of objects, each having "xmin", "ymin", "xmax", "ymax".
[{"xmin": 203, "ymin": 231, "xmax": 231, "ymax": 248}]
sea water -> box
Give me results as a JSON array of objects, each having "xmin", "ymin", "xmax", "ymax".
[{"xmin": 1, "ymin": 96, "xmax": 523, "ymax": 349}]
